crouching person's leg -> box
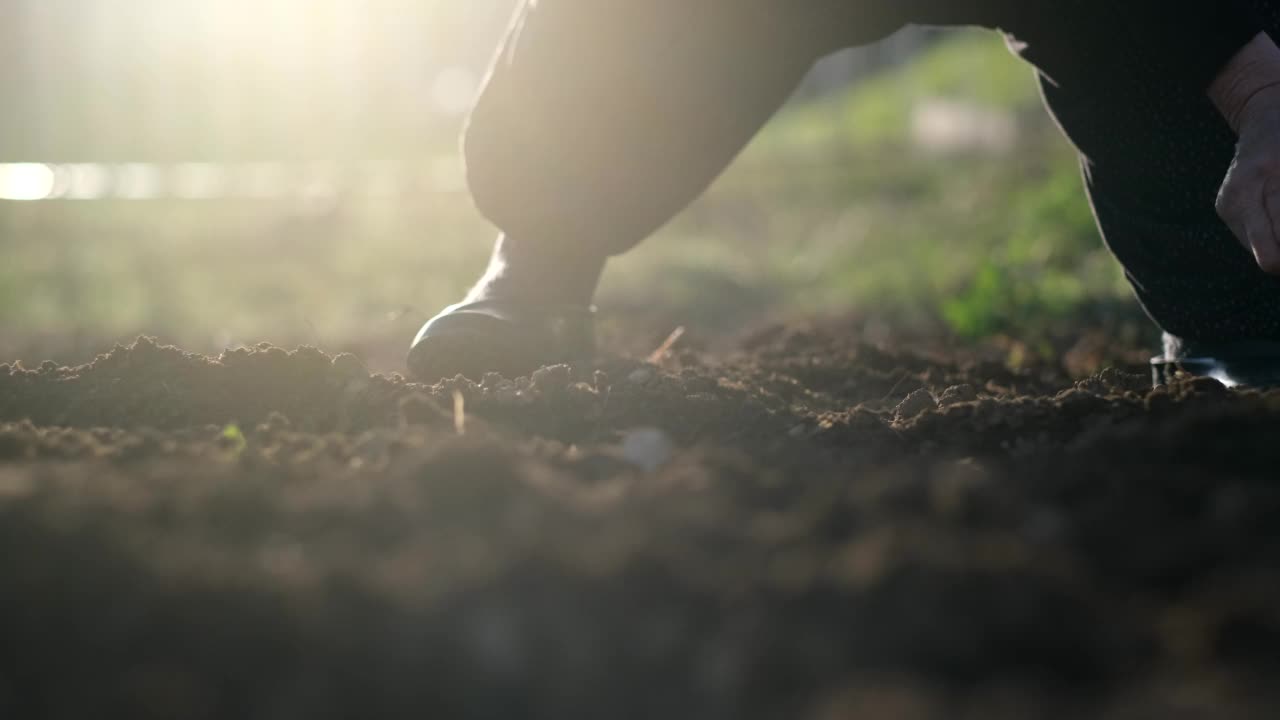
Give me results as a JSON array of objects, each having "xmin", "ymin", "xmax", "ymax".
[
  {"xmin": 408, "ymin": 0, "xmax": 848, "ymax": 381},
  {"xmin": 1005, "ymin": 9, "xmax": 1280, "ymax": 387}
]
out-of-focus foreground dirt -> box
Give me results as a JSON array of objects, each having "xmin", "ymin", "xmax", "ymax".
[{"xmin": 2, "ymin": 326, "xmax": 1280, "ymax": 719}]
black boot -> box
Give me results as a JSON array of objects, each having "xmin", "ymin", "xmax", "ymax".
[
  {"xmin": 406, "ymin": 300, "xmax": 595, "ymax": 383},
  {"xmin": 1151, "ymin": 333, "xmax": 1280, "ymax": 388}
]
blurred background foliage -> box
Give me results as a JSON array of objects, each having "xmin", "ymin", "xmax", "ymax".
[{"xmin": 0, "ymin": 3, "xmax": 1146, "ymax": 371}]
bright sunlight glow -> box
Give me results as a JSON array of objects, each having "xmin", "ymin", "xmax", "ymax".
[{"xmin": 0, "ymin": 163, "xmax": 57, "ymax": 201}]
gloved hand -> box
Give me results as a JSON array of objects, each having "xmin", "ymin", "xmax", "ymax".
[{"xmin": 1212, "ymin": 32, "xmax": 1280, "ymax": 275}]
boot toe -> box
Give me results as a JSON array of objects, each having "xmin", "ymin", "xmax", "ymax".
[
  {"xmin": 1151, "ymin": 337, "xmax": 1280, "ymax": 388},
  {"xmin": 407, "ymin": 300, "xmax": 594, "ymax": 383}
]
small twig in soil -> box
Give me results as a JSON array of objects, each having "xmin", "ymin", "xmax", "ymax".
[
  {"xmin": 452, "ymin": 391, "xmax": 466, "ymax": 436},
  {"xmin": 647, "ymin": 326, "xmax": 686, "ymax": 364},
  {"xmin": 881, "ymin": 371, "xmax": 910, "ymax": 401}
]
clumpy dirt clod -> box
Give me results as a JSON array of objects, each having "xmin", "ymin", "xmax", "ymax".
[{"xmin": 3, "ymin": 328, "xmax": 1280, "ymax": 719}]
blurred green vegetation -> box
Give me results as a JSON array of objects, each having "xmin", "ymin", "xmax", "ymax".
[
  {"xmin": 762, "ymin": 30, "xmax": 1041, "ymax": 151},
  {"xmin": 617, "ymin": 30, "xmax": 1134, "ymax": 341},
  {"xmin": 0, "ymin": 30, "xmax": 1144, "ymax": 370}
]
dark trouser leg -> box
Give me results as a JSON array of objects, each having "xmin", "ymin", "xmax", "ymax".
[
  {"xmin": 1004, "ymin": 9, "xmax": 1280, "ymax": 346},
  {"xmin": 461, "ymin": 0, "xmax": 883, "ymax": 304}
]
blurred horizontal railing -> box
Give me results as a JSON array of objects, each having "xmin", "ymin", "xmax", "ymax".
[{"xmin": 0, "ymin": 161, "xmax": 469, "ymax": 201}]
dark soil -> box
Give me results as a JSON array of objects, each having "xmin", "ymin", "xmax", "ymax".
[{"xmin": 3, "ymin": 327, "xmax": 1280, "ymax": 719}]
